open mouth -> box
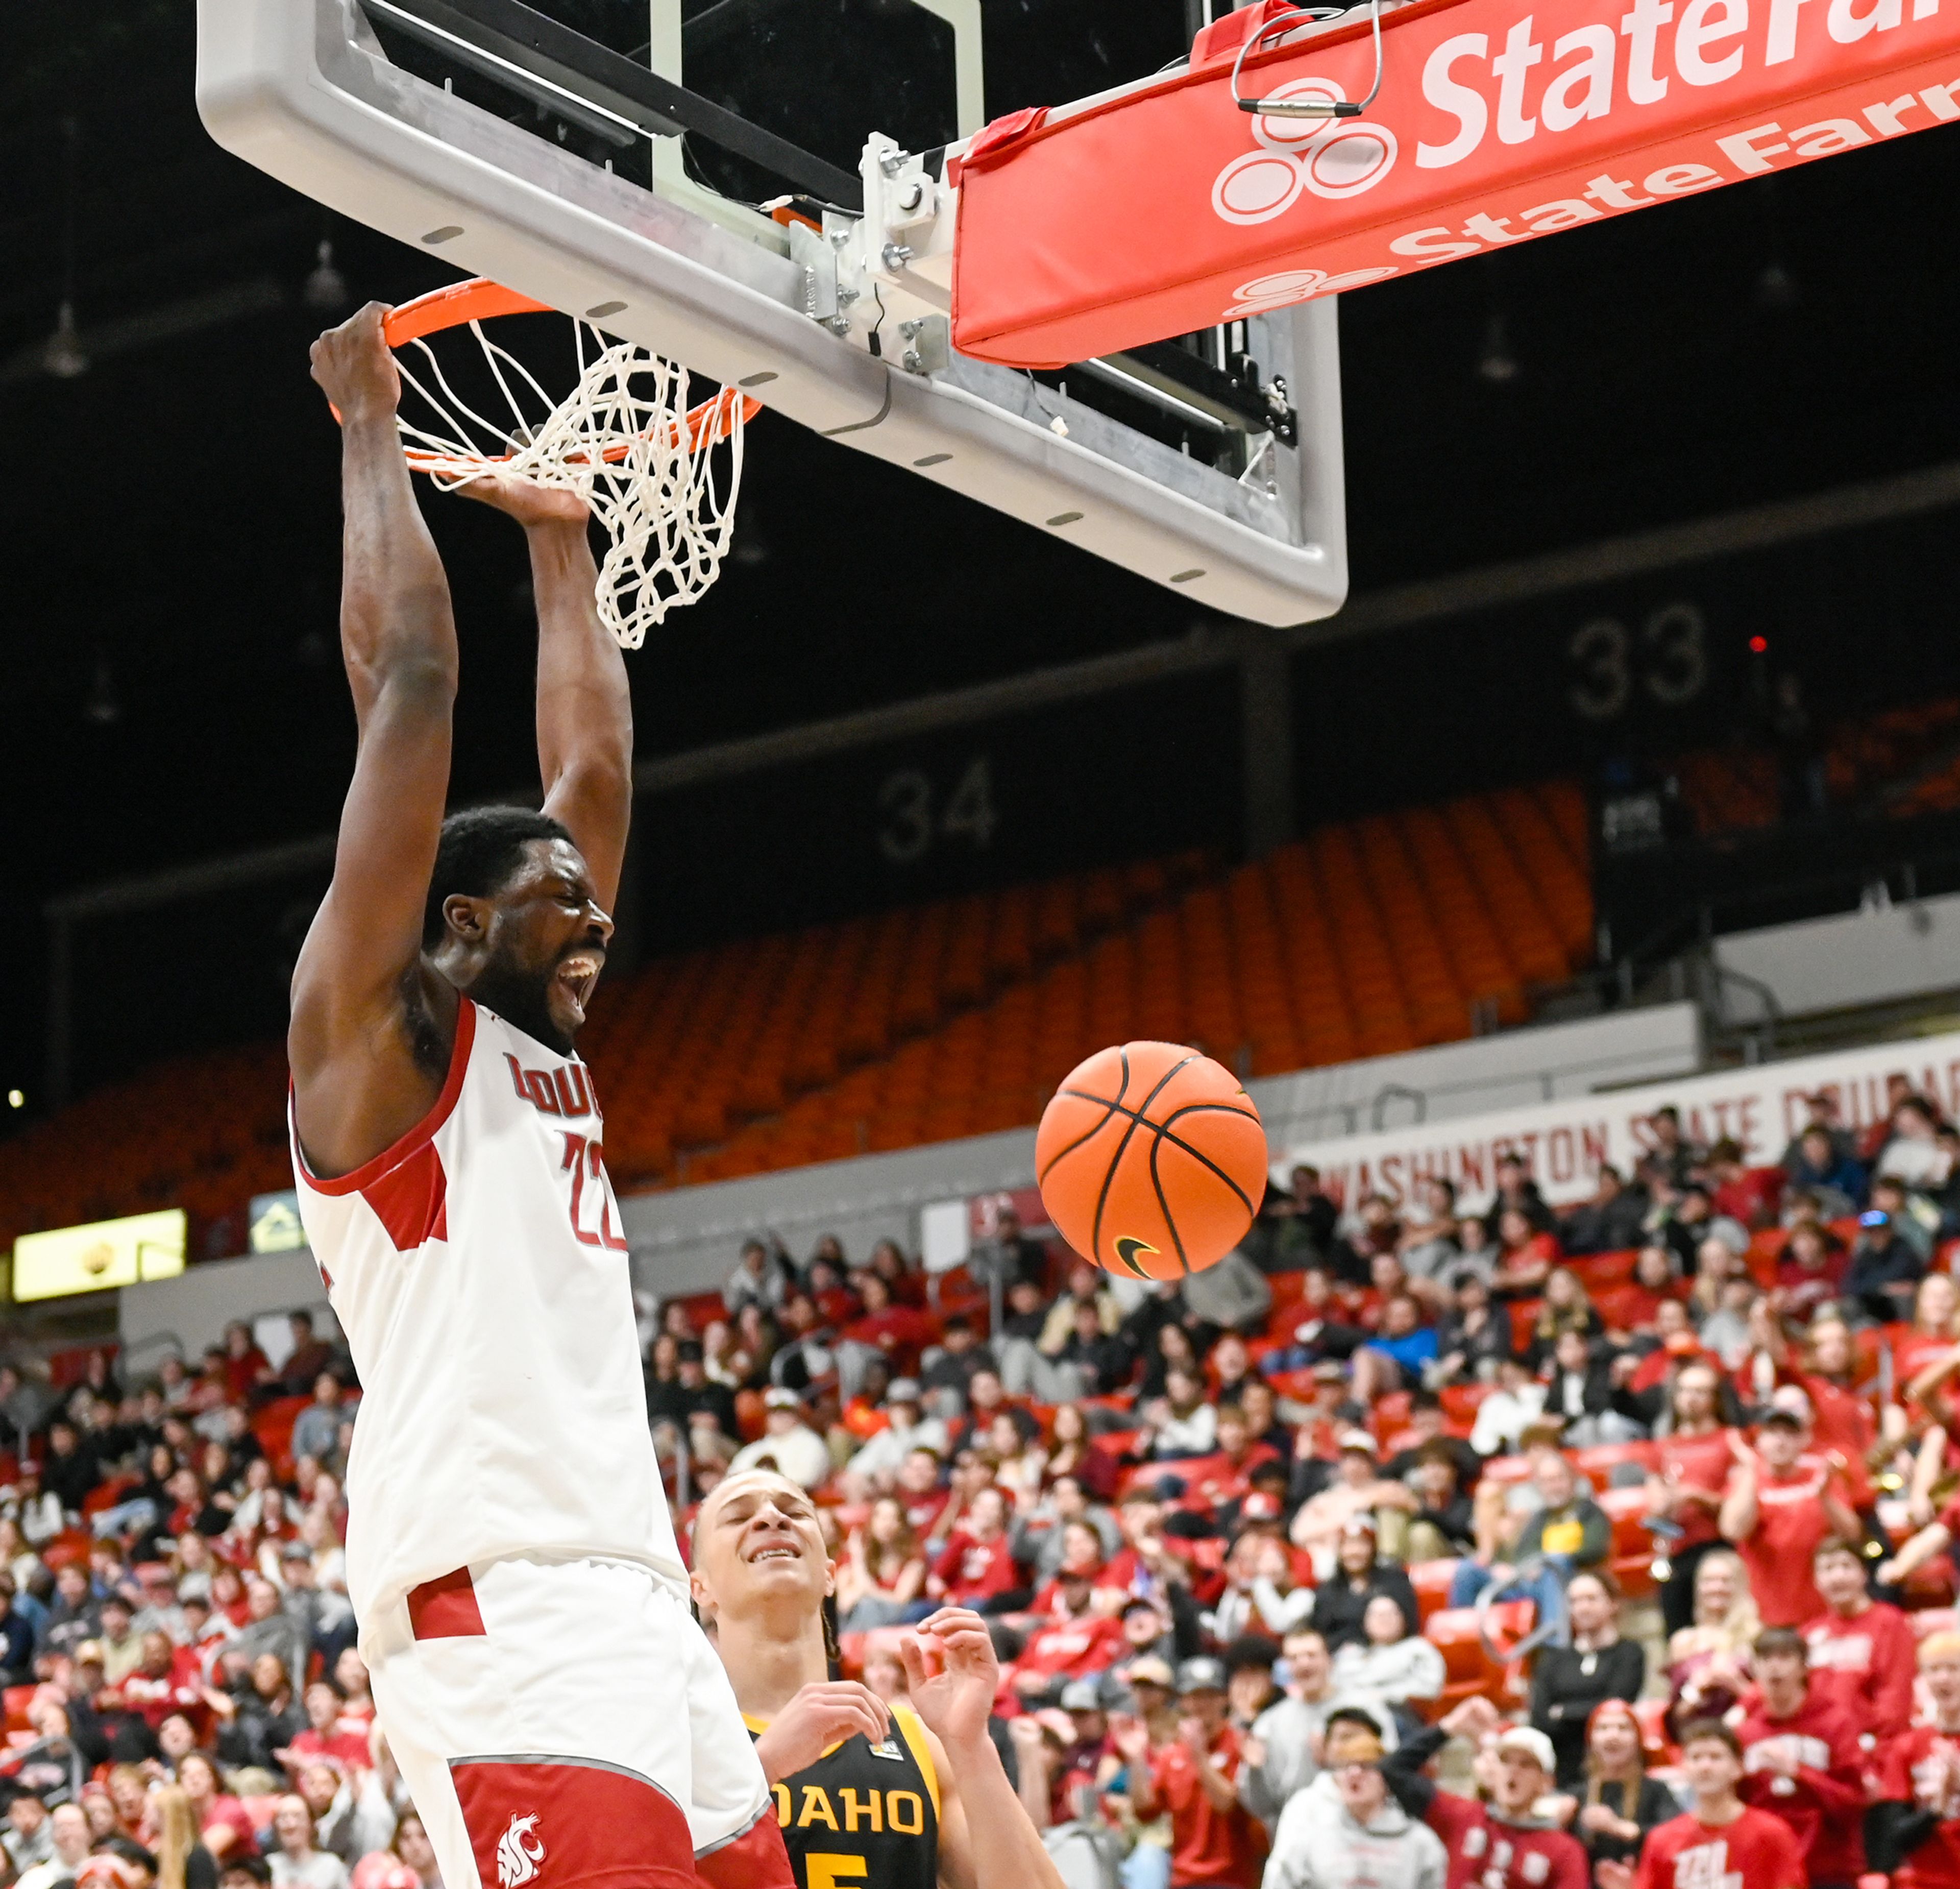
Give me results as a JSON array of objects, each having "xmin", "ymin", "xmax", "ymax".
[
  {"xmin": 746, "ymin": 1539, "xmax": 801, "ymax": 1566},
  {"xmin": 554, "ymin": 951, "xmax": 604, "ymax": 1012}
]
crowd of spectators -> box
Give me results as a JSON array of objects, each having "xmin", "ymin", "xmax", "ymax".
[
  {"xmin": 660, "ymin": 1082, "xmax": 1960, "ymax": 1888},
  {"xmin": 0, "ymin": 1317, "xmax": 436, "ymax": 1889},
  {"xmin": 7, "ymin": 1083, "xmax": 1960, "ymax": 1889}
]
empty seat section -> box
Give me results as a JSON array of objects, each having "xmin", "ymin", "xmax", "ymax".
[
  {"xmin": 1355, "ymin": 814, "xmax": 1464, "ymax": 1044},
  {"xmin": 1222, "ymin": 862, "xmax": 1301, "ymax": 1076},
  {"xmin": 1309, "ymin": 826, "xmax": 1416, "ymax": 1058},
  {"xmin": 1180, "ymin": 884, "xmax": 1244, "ymax": 1065},
  {"xmin": 1264, "ymin": 845, "xmax": 1358, "ymax": 1067},
  {"xmin": 1399, "ymin": 806, "xmax": 1525, "ymax": 1025},
  {"xmin": 1132, "ymin": 907, "xmax": 1188, "ymax": 1047},
  {"xmin": 1440, "ymin": 797, "xmax": 1570, "ymax": 986},
  {"xmin": 6, "ymin": 785, "xmax": 1598, "ymax": 1235},
  {"xmin": 1493, "ymin": 787, "xmax": 1594, "ymax": 966}
]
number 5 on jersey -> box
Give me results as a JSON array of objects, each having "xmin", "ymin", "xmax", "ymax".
[
  {"xmin": 560, "ymin": 1132, "xmax": 628, "ymax": 1250},
  {"xmin": 804, "ymin": 1860, "xmax": 867, "ymax": 1889}
]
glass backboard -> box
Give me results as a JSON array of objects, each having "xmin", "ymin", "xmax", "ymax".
[{"xmin": 195, "ymin": 0, "xmax": 1349, "ymax": 625}]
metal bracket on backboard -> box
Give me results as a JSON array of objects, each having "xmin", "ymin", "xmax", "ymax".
[{"xmin": 194, "ymin": 0, "xmax": 1349, "ymax": 625}]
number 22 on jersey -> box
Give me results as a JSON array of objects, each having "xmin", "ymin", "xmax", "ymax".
[{"xmin": 559, "ymin": 1132, "xmax": 628, "ymax": 1250}]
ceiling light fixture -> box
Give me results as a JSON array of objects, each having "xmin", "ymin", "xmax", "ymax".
[
  {"xmin": 45, "ymin": 118, "xmax": 89, "ymax": 380},
  {"xmin": 1477, "ymin": 310, "xmax": 1519, "ymax": 385},
  {"xmin": 84, "ymin": 657, "xmax": 121, "ymax": 728},
  {"xmin": 304, "ymin": 236, "xmax": 349, "ymax": 311}
]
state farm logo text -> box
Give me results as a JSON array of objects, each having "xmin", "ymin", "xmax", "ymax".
[{"xmin": 1212, "ymin": 77, "xmax": 1400, "ymax": 225}]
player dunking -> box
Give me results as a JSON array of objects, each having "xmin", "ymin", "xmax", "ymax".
[
  {"xmin": 288, "ymin": 305, "xmax": 792, "ymax": 1889},
  {"xmin": 688, "ymin": 1469, "xmax": 1069, "ymax": 1889}
]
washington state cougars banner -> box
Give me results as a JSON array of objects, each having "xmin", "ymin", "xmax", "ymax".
[
  {"xmin": 949, "ymin": 0, "xmax": 1960, "ymax": 367},
  {"xmin": 1275, "ymin": 1027, "xmax": 1960, "ymax": 1210}
]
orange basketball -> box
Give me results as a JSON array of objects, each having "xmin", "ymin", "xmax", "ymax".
[{"xmin": 1036, "ymin": 1040, "xmax": 1269, "ymax": 1280}]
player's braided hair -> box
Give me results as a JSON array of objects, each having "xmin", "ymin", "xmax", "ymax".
[{"xmin": 822, "ymin": 1593, "xmax": 842, "ymax": 1677}]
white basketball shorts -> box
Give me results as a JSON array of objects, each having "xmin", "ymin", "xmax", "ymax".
[{"xmin": 363, "ymin": 1555, "xmax": 790, "ymax": 1889}]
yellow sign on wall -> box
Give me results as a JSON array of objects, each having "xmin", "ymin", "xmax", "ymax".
[{"xmin": 12, "ymin": 1209, "xmax": 187, "ymax": 1302}]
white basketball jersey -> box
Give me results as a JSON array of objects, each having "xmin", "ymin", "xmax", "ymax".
[{"xmin": 289, "ymin": 998, "xmax": 683, "ymax": 1618}]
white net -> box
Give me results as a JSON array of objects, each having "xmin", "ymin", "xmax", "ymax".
[{"xmin": 391, "ymin": 316, "xmax": 750, "ymax": 648}]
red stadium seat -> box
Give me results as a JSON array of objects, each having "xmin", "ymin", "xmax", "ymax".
[
  {"xmin": 1599, "ymin": 1483, "xmax": 1660, "ymax": 1600},
  {"xmin": 1369, "ymin": 1391, "xmax": 1412, "ymax": 1443},
  {"xmin": 1426, "ymin": 1601, "xmax": 1532, "ymax": 1712},
  {"xmin": 251, "ymin": 1394, "xmax": 312, "ymax": 1478},
  {"xmin": 1408, "ymin": 1558, "xmax": 1461, "ymax": 1626},
  {"xmin": 40, "ymin": 1531, "xmax": 91, "ymax": 1573},
  {"xmin": 1592, "ymin": 1283, "xmax": 1655, "ymax": 1331},
  {"xmin": 1567, "ymin": 1250, "xmax": 1637, "ymax": 1292}
]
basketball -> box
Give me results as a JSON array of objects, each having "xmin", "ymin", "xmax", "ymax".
[{"xmin": 1036, "ymin": 1041, "xmax": 1269, "ymax": 1280}]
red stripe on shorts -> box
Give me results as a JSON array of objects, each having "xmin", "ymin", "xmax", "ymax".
[
  {"xmin": 406, "ymin": 1566, "xmax": 485, "ymax": 1640},
  {"xmin": 694, "ymin": 1811, "xmax": 794, "ymax": 1889},
  {"xmin": 450, "ymin": 1758, "xmax": 705, "ymax": 1889}
]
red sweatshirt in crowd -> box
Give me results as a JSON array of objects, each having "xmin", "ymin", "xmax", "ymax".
[
  {"xmin": 1014, "ymin": 1613, "xmax": 1129, "ymax": 1682},
  {"xmin": 1878, "ymin": 1726, "xmax": 1960, "ymax": 1889},
  {"xmin": 934, "ymin": 1530, "xmax": 1019, "ymax": 1606},
  {"xmin": 1735, "ymin": 1689, "xmax": 1867, "ymax": 1883},
  {"xmin": 1636, "ymin": 1807, "xmax": 1806, "ymax": 1889},
  {"xmin": 1802, "ymin": 1599, "xmax": 1918, "ymax": 1739},
  {"xmin": 1732, "ymin": 1460, "xmax": 1837, "ymax": 1627},
  {"xmin": 1655, "ymin": 1430, "xmax": 1736, "ymax": 1550},
  {"xmin": 1426, "ymin": 1795, "xmax": 1588, "ymax": 1889}
]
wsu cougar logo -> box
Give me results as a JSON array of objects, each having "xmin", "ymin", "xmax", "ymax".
[
  {"xmin": 496, "ymin": 1814, "xmax": 545, "ymax": 1888},
  {"xmin": 1213, "ymin": 76, "xmax": 1398, "ymax": 225}
]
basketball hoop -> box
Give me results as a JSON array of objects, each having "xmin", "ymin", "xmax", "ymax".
[{"xmin": 378, "ymin": 279, "xmax": 757, "ymax": 649}]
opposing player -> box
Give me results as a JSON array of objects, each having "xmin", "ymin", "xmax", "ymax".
[
  {"xmin": 288, "ymin": 304, "xmax": 790, "ymax": 1889},
  {"xmin": 688, "ymin": 1467, "xmax": 1070, "ymax": 1889}
]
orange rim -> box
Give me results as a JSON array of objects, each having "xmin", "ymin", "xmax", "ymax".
[
  {"xmin": 377, "ymin": 278, "xmax": 762, "ymax": 465},
  {"xmin": 383, "ymin": 278, "xmax": 555, "ymax": 347},
  {"xmin": 401, "ymin": 389, "xmax": 760, "ymax": 473}
]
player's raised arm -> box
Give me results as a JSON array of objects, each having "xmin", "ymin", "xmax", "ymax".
[
  {"xmin": 463, "ymin": 478, "xmax": 632, "ymax": 912},
  {"xmin": 900, "ymin": 1609, "xmax": 1070, "ymax": 1889},
  {"xmin": 289, "ymin": 302, "xmax": 460, "ymax": 1174}
]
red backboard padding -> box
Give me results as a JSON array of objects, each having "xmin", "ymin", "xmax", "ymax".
[{"xmin": 951, "ymin": 0, "xmax": 1960, "ymax": 367}]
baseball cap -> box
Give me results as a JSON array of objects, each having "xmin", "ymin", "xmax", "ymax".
[
  {"xmin": 1125, "ymin": 1656, "xmax": 1175, "ymax": 1688},
  {"xmin": 1239, "ymin": 1492, "xmax": 1283, "ymax": 1523},
  {"xmin": 763, "ymin": 1388, "xmax": 802, "ymax": 1410},
  {"xmin": 887, "ymin": 1378, "xmax": 922, "ymax": 1403},
  {"xmin": 1769, "ymin": 1384, "xmax": 1813, "ymax": 1422},
  {"xmin": 1339, "ymin": 1513, "xmax": 1379, "ymax": 1538},
  {"xmin": 1032, "ymin": 1708, "xmax": 1076, "ymax": 1743},
  {"xmin": 1494, "ymin": 1725, "xmax": 1557, "ymax": 1773},
  {"xmin": 74, "ymin": 1641, "xmax": 105, "ymax": 1666},
  {"xmin": 1336, "ymin": 1429, "xmax": 1378, "ymax": 1457},
  {"xmin": 1059, "ymin": 1679, "xmax": 1104, "ymax": 1713},
  {"xmin": 1760, "ymin": 1405, "xmax": 1806, "ymax": 1430},
  {"xmin": 1174, "ymin": 1656, "xmax": 1228, "ymax": 1696}
]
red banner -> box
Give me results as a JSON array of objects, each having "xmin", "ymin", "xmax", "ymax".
[{"xmin": 950, "ymin": 0, "xmax": 1960, "ymax": 367}]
